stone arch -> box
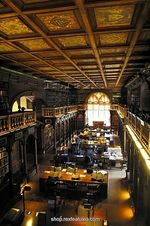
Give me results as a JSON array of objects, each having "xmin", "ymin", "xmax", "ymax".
[{"xmin": 10, "ymin": 90, "xmax": 46, "ymax": 112}]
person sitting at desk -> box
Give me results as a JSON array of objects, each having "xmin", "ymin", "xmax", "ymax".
[{"xmin": 84, "ymin": 155, "xmax": 92, "ymax": 167}]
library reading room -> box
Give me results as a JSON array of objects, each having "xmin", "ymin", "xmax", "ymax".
[{"xmin": 0, "ymin": 0, "xmax": 150, "ymax": 226}]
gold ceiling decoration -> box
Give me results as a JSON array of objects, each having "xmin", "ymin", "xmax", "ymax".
[
  {"xmin": 56, "ymin": 36, "xmax": 87, "ymax": 47},
  {"xmin": 0, "ymin": 0, "xmax": 148, "ymax": 90},
  {"xmin": 0, "ymin": 43, "xmax": 16, "ymax": 52},
  {"xmin": 19, "ymin": 39, "xmax": 50, "ymax": 50},
  {"xmin": 0, "ymin": 17, "xmax": 33, "ymax": 35},
  {"xmin": 37, "ymin": 11, "xmax": 80, "ymax": 31},
  {"xmin": 100, "ymin": 33, "xmax": 128, "ymax": 45},
  {"xmin": 95, "ymin": 5, "xmax": 134, "ymax": 27}
]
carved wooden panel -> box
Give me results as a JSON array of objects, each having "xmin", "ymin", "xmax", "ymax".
[
  {"xmin": 0, "ymin": 17, "xmax": 33, "ymax": 35},
  {"xmin": 37, "ymin": 11, "xmax": 80, "ymax": 31},
  {"xmin": 19, "ymin": 39, "xmax": 51, "ymax": 50},
  {"xmin": 56, "ymin": 36, "xmax": 87, "ymax": 47},
  {"xmin": 95, "ymin": 5, "xmax": 135, "ymax": 27},
  {"xmin": 0, "ymin": 43, "xmax": 16, "ymax": 52},
  {"xmin": 100, "ymin": 33, "xmax": 128, "ymax": 45}
]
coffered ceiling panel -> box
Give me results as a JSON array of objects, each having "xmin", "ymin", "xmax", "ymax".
[
  {"xmin": 0, "ymin": 0, "xmax": 149, "ymax": 91},
  {"xmin": 37, "ymin": 67, "xmax": 54, "ymax": 71},
  {"xmin": 76, "ymin": 58, "xmax": 96, "ymax": 63},
  {"xmin": 138, "ymin": 31, "xmax": 150, "ymax": 42},
  {"xmin": 37, "ymin": 11, "xmax": 80, "ymax": 31},
  {"xmin": 105, "ymin": 69, "xmax": 121, "ymax": 72},
  {"xmin": 59, "ymin": 66, "xmax": 76, "ymax": 70},
  {"xmin": 101, "ymin": 47, "xmax": 127, "ymax": 54},
  {"xmin": 80, "ymin": 65, "xmax": 97, "ymax": 69},
  {"xmin": 0, "ymin": 43, "xmax": 16, "ymax": 52},
  {"xmin": 95, "ymin": 5, "xmax": 135, "ymax": 28},
  {"xmin": 105, "ymin": 64, "xmax": 121, "ymax": 69},
  {"xmin": 67, "ymin": 49, "xmax": 93, "ymax": 56},
  {"xmin": 56, "ymin": 36, "xmax": 87, "ymax": 47},
  {"xmin": 100, "ymin": 33, "xmax": 128, "ymax": 45},
  {"xmin": 51, "ymin": 59, "xmax": 70, "ymax": 64},
  {"xmin": 103, "ymin": 56, "xmax": 124, "ymax": 62},
  {"xmin": 7, "ymin": 53, "xmax": 33, "ymax": 60},
  {"xmin": 0, "ymin": 17, "xmax": 33, "ymax": 36},
  {"xmin": 36, "ymin": 51, "xmax": 62, "ymax": 58},
  {"xmin": 24, "ymin": 61, "xmax": 45, "ymax": 66},
  {"xmin": 19, "ymin": 39, "xmax": 51, "ymax": 50}
]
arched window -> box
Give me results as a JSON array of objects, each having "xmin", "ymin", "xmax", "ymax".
[
  {"xmin": 85, "ymin": 92, "xmax": 110, "ymax": 126},
  {"xmin": 12, "ymin": 96, "xmax": 33, "ymax": 112}
]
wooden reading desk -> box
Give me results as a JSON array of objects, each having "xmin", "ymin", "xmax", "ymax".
[{"xmin": 39, "ymin": 168, "xmax": 108, "ymax": 195}]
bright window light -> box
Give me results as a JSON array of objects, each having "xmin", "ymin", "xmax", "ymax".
[{"xmin": 85, "ymin": 92, "xmax": 110, "ymax": 126}]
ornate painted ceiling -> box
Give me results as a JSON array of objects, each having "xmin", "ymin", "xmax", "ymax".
[{"xmin": 0, "ymin": 0, "xmax": 150, "ymax": 91}]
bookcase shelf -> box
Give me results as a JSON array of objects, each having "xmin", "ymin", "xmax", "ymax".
[{"xmin": 0, "ymin": 147, "xmax": 9, "ymax": 184}]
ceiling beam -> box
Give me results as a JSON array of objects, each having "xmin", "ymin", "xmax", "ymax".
[
  {"xmin": 7, "ymin": 27, "xmax": 145, "ymax": 42},
  {"xmin": 75, "ymin": 0, "xmax": 107, "ymax": 87},
  {"xmin": 0, "ymin": 54, "xmax": 59, "ymax": 81},
  {"xmin": 115, "ymin": 0, "xmax": 150, "ymax": 86},
  {"xmin": 0, "ymin": 36, "xmax": 86, "ymax": 87},
  {"xmin": 4, "ymin": 0, "xmax": 97, "ymax": 88}
]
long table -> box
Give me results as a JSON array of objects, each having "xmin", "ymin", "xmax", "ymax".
[
  {"xmin": 39, "ymin": 169, "xmax": 108, "ymax": 196},
  {"xmin": 40, "ymin": 169, "xmax": 108, "ymax": 184}
]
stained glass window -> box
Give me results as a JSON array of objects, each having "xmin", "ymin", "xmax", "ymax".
[{"xmin": 85, "ymin": 92, "xmax": 110, "ymax": 126}]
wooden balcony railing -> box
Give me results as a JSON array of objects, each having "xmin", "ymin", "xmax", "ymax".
[
  {"xmin": 111, "ymin": 104, "xmax": 150, "ymax": 152},
  {"xmin": 42, "ymin": 105, "xmax": 77, "ymax": 117},
  {"xmin": 0, "ymin": 111, "xmax": 36, "ymax": 134}
]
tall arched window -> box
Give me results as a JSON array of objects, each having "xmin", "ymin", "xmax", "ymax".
[{"xmin": 85, "ymin": 92, "xmax": 110, "ymax": 126}]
